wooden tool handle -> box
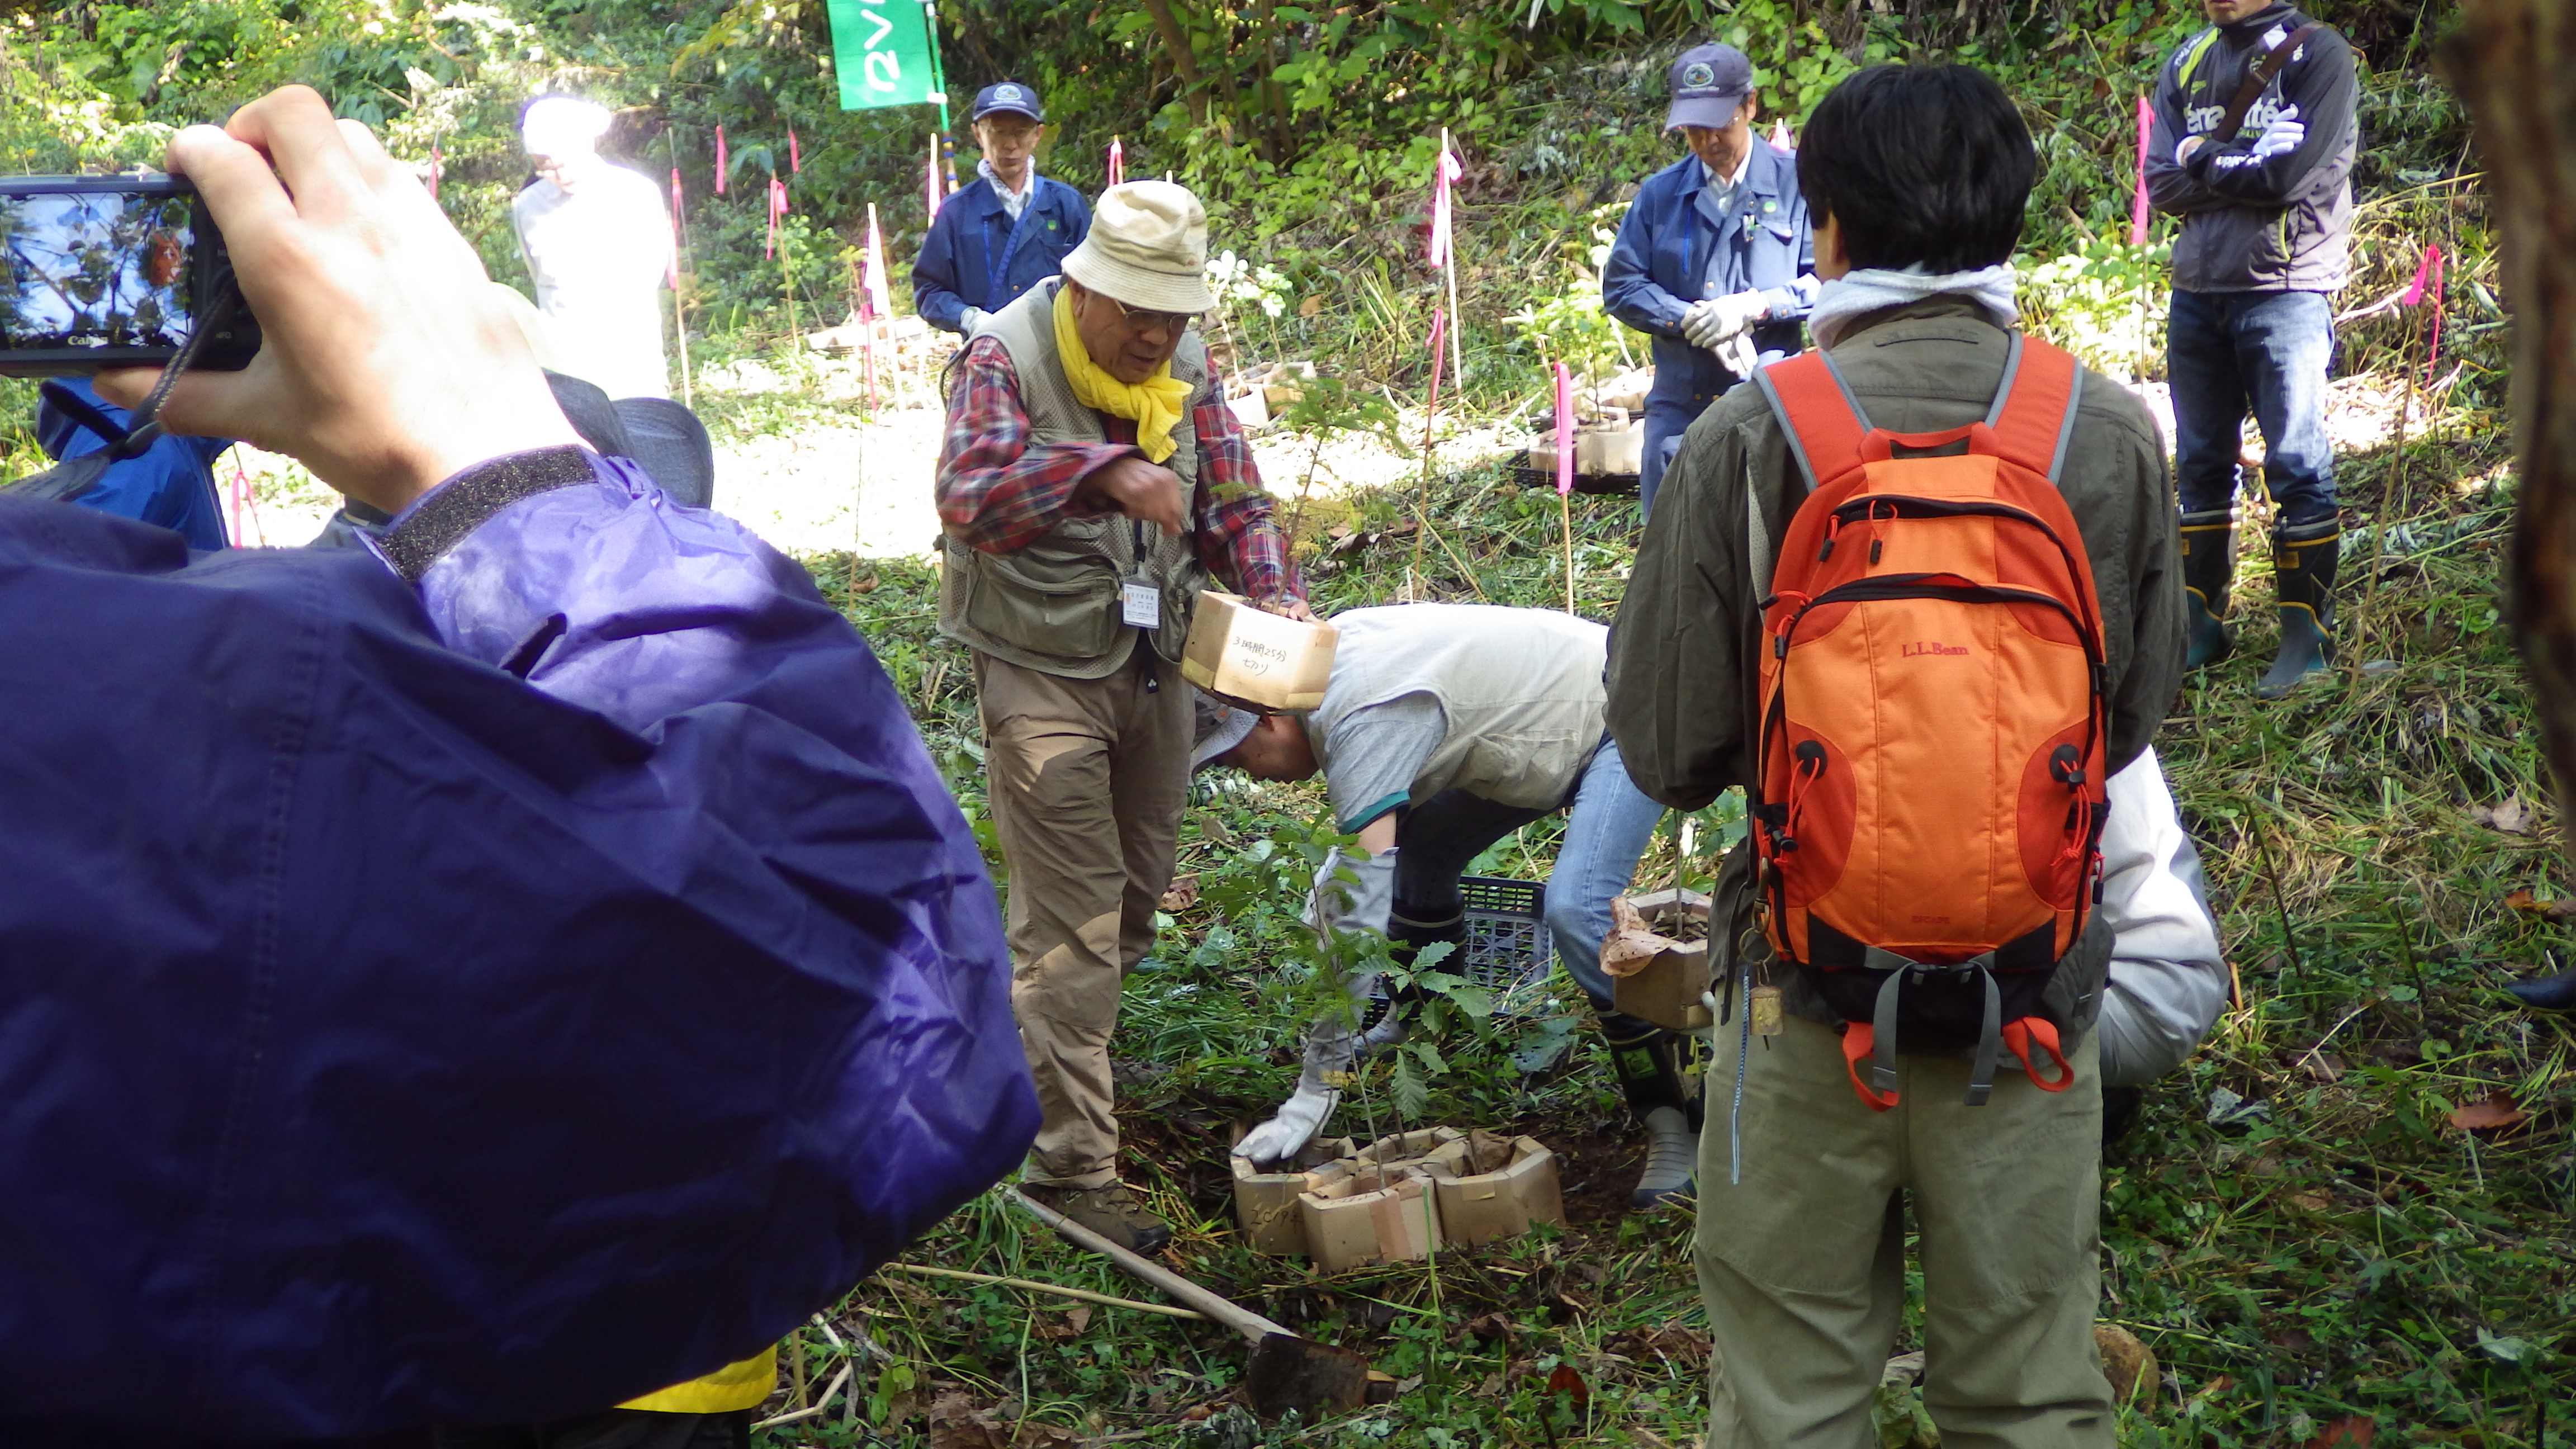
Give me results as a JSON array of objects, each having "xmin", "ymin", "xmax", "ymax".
[{"xmin": 1010, "ymin": 1188, "xmax": 1289, "ymax": 1343}]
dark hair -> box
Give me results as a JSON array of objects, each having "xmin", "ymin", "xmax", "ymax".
[{"xmin": 1795, "ymin": 64, "xmax": 2036, "ymax": 273}]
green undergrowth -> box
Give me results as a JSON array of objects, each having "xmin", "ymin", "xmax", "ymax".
[{"xmin": 766, "ymin": 400, "xmax": 2573, "ymax": 1448}]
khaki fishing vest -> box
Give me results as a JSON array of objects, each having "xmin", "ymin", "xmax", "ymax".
[
  {"xmin": 938, "ymin": 279, "xmax": 1211, "ymax": 678},
  {"xmin": 1308, "ymin": 604, "xmax": 1611, "ymax": 812}
]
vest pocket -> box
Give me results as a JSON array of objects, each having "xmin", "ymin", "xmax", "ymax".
[{"xmin": 965, "ymin": 543, "xmax": 1123, "ymax": 659}]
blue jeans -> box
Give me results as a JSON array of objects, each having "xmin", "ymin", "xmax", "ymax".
[
  {"xmin": 2166, "ymin": 288, "xmax": 2338, "ymax": 525},
  {"xmin": 1389, "ymin": 737, "xmax": 1666, "ymax": 1011}
]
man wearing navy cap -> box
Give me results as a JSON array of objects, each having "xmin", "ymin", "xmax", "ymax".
[
  {"xmin": 1603, "ymin": 43, "xmax": 1817, "ymax": 515},
  {"xmin": 913, "ymin": 82, "xmax": 1092, "ymax": 337}
]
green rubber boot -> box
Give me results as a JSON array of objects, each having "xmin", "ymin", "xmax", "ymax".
[
  {"xmin": 1602, "ymin": 1014, "xmax": 1701, "ymax": 1210},
  {"xmin": 2257, "ymin": 518, "xmax": 2340, "ymax": 699},
  {"xmin": 2179, "ymin": 508, "xmax": 2236, "ymax": 671}
]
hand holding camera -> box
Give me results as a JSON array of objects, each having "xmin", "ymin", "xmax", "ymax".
[{"xmin": 88, "ymin": 87, "xmax": 580, "ymax": 515}]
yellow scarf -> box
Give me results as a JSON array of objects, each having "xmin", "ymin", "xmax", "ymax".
[{"xmin": 1053, "ymin": 285, "xmax": 1190, "ymax": 464}]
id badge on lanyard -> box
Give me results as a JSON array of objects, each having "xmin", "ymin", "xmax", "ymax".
[{"xmin": 1121, "ymin": 519, "xmax": 1161, "ymax": 628}]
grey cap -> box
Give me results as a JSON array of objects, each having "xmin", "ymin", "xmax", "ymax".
[
  {"xmin": 1191, "ymin": 692, "xmax": 1258, "ymax": 770},
  {"xmin": 1665, "ymin": 44, "xmax": 1754, "ymax": 131}
]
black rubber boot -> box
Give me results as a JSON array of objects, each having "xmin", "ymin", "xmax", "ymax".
[
  {"xmin": 1602, "ymin": 1014, "xmax": 1700, "ymax": 1210},
  {"xmin": 2179, "ymin": 508, "xmax": 2236, "ymax": 671},
  {"xmin": 2257, "ymin": 517, "xmax": 2340, "ymax": 699},
  {"xmin": 2102, "ymin": 1086, "xmax": 2144, "ymax": 1147},
  {"xmin": 2507, "ymin": 958, "xmax": 2576, "ymax": 1012}
]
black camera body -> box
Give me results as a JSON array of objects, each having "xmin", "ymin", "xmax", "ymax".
[{"xmin": 0, "ymin": 174, "xmax": 261, "ymax": 377}]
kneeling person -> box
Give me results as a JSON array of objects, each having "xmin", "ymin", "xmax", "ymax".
[{"xmin": 1201, "ymin": 603, "xmax": 1693, "ymax": 1209}]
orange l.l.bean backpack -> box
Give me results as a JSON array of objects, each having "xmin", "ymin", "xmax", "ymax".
[{"xmin": 1747, "ymin": 334, "xmax": 2109, "ymax": 1111}]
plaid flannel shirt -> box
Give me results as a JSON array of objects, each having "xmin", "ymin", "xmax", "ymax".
[{"xmin": 935, "ymin": 334, "xmax": 1304, "ymax": 606}]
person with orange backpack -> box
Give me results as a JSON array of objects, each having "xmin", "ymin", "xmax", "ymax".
[{"xmin": 1606, "ymin": 64, "xmax": 2184, "ymax": 1445}]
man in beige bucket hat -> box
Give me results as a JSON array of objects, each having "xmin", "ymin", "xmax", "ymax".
[{"xmin": 936, "ymin": 179, "xmax": 1309, "ymax": 1252}]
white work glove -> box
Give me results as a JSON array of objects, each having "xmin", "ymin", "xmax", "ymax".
[
  {"xmin": 2250, "ymin": 105, "xmax": 2304, "ymax": 161},
  {"xmin": 1718, "ymin": 333, "xmax": 1759, "ymax": 379},
  {"xmin": 1238, "ymin": 964, "xmax": 1385, "ymax": 1164},
  {"xmin": 1680, "ymin": 290, "xmax": 1767, "ymax": 351},
  {"xmin": 958, "ymin": 306, "xmax": 989, "ymax": 336},
  {"xmin": 1307, "ymin": 846, "xmax": 1396, "ymax": 938}
]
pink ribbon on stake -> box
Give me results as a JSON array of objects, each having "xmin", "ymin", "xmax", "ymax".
[
  {"xmin": 1427, "ymin": 146, "xmax": 1463, "ymax": 269},
  {"xmin": 2130, "ymin": 95, "xmax": 2152, "ymax": 247},
  {"xmin": 765, "ymin": 177, "xmax": 786, "ymax": 259},
  {"xmin": 861, "ymin": 206, "xmax": 893, "ymax": 322},
  {"xmin": 1553, "ymin": 362, "xmax": 1574, "ymax": 498},
  {"xmin": 788, "ymin": 126, "xmax": 802, "ymax": 174},
  {"xmin": 429, "ymin": 143, "xmax": 442, "ymax": 202},
  {"xmin": 2403, "ymin": 243, "xmax": 2446, "ymax": 380},
  {"xmin": 1769, "ymin": 118, "xmax": 1793, "ymax": 151},
  {"xmin": 1108, "ymin": 136, "xmax": 1124, "ymax": 188},
  {"xmin": 714, "ymin": 124, "xmax": 728, "ymax": 195},
  {"xmin": 1422, "ymin": 307, "xmax": 1448, "ymax": 415}
]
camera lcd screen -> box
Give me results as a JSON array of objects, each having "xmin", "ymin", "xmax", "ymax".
[{"xmin": 1, "ymin": 191, "xmax": 201, "ymax": 352}]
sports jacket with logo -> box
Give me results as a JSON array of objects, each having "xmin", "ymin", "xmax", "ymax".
[
  {"xmin": 1604, "ymin": 297, "xmax": 2185, "ymax": 1031},
  {"xmin": 2144, "ymin": 3, "xmax": 2359, "ymax": 293}
]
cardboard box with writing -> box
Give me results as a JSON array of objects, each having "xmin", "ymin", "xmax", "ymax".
[{"xmin": 1181, "ymin": 592, "xmax": 1338, "ymax": 713}]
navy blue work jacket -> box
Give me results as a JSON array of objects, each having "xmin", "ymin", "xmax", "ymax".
[
  {"xmin": 912, "ymin": 173, "xmax": 1090, "ymax": 333},
  {"xmin": 1602, "ymin": 144, "xmax": 1813, "ymax": 408},
  {"xmin": 0, "ymin": 456, "xmax": 1034, "ymax": 1441}
]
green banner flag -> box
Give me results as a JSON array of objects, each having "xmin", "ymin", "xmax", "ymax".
[{"xmin": 826, "ymin": 0, "xmax": 946, "ymax": 114}]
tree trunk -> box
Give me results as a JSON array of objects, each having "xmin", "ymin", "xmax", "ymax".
[
  {"xmin": 1137, "ymin": 0, "xmax": 1211, "ymax": 125},
  {"xmin": 2446, "ymin": 0, "xmax": 2576, "ymax": 843}
]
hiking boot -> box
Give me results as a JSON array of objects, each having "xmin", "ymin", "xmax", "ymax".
[
  {"xmin": 2257, "ymin": 518, "xmax": 2340, "ymax": 700},
  {"xmin": 1024, "ymin": 1182, "xmax": 1171, "ymax": 1254},
  {"xmin": 1632, "ymin": 1105, "xmax": 1698, "ymax": 1210},
  {"xmin": 2179, "ymin": 508, "xmax": 2236, "ymax": 671}
]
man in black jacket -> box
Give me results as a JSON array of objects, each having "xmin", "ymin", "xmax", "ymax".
[{"xmin": 2146, "ymin": 1, "xmax": 2358, "ymax": 697}]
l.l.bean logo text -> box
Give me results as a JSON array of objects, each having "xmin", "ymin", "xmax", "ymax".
[{"xmin": 1900, "ymin": 641, "xmax": 1968, "ymax": 658}]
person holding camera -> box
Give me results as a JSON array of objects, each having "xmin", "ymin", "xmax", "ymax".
[
  {"xmin": 2146, "ymin": 0, "xmax": 2359, "ymax": 697},
  {"xmin": 1, "ymin": 87, "xmax": 1034, "ymax": 1443}
]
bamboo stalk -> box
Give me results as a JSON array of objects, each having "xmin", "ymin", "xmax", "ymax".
[
  {"xmin": 1441, "ymin": 127, "xmax": 1466, "ymax": 389},
  {"xmin": 879, "ymin": 1261, "xmax": 1208, "ymax": 1319}
]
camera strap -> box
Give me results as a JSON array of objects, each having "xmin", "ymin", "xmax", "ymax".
[{"xmin": 101, "ymin": 288, "xmax": 238, "ymax": 464}]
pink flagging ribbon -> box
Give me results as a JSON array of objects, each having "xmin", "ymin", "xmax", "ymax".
[
  {"xmin": 1553, "ymin": 362, "xmax": 1574, "ymax": 498},
  {"xmin": 1769, "ymin": 118, "xmax": 1793, "ymax": 151},
  {"xmin": 429, "ymin": 143, "xmax": 442, "ymax": 202},
  {"xmin": 862, "ymin": 209, "xmax": 893, "ymax": 321},
  {"xmin": 765, "ymin": 177, "xmax": 785, "ymax": 259},
  {"xmin": 788, "ymin": 126, "xmax": 802, "ymax": 174},
  {"xmin": 1427, "ymin": 146, "xmax": 1463, "ymax": 269},
  {"xmin": 926, "ymin": 133, "xmax": 943, "ymax": 220},
  {"xmin": 1108, "ymin": 136, "xmax": 1125, "ymax": 188},
  {"xmin": 2130, "ymin": 95, "xmax": 2151, "ymax": 247},
  {"xmin": 667, "ymin": 168, "xmax": 684, "ymax": 288},
  {"xmin": 714, "ymin": 124, "xmax": 728, "ymax": 195},
  {"xmin": 2403, "ymin": 244, "xmax": 2446, "ymax": 377}
]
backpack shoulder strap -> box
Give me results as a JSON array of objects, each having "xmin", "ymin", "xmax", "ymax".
[
  {"xmin": 1981, "ymin": 333, "xmax": 2085, "ymax": 485},
  {"xmin": 1751, "ymin": 350, "xmax": 1872, "ymax": 494}
]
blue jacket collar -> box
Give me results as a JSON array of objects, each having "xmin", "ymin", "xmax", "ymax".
[{"xmin": 1673, "ymin": 142, "xmax": 1791, "ymax": 202}]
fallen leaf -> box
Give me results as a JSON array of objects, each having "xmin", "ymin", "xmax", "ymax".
[
  {"xmin": 1158, "ymin": 873, "xmax": 1200, "ymax": 911},
  {"xmin": 2505, "ymin": 889, "xmax": 2576, "ymax": 921},
  {"xmin": 1545, "ymin": 1362, "xmax": 1589, "ymax": 1407},
  {"xmin": 2305, "ymin": 1415, "xmax": 2374, "ymax": 1448},
  {"xmin": 1465, "ymin": 1311, "xmax": 1513, "ymax": 1342},
  {"xmin": 1298, "ymin": 293, "xmax": 1323, "ymax": 318},
  {"xmin": 2283, "ymin": 1190, "xmax": 2333, "ymax": 1213},
  {"xmin": 2447, "ymin": 1091, "xmax": 2527, "ymax": 1132},
  {"xmin": 2093, "ymin": 1325, "xmax": 2157, "ymax": 1410},
  {"xmin": 2475, "ymin": 794, "xmax": 2535, "ymax": 834},
  {"xmin": 2298, "ymin": 1052, "xmax": 2347, "ymax": 1083},
  {"xmin": 926, "ymin": 1392, "xmax": 1005, "ymax": 1449},
  {"xmin": 846, "ymin": 574, "xmax": 880, "ymax": 595}
]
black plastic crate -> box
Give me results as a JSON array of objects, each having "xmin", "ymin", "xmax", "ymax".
[{"xmin": 1458, "ymin": 875, "xmax": 1551, "ymax": 992}]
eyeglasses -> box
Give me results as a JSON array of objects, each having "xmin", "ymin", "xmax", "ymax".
[{"xmin": 1100, "ymin": 295, "xmax": 1199, "ymax": 337}]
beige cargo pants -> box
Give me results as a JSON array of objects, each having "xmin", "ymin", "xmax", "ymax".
[
  {"xmin": 1698, "ymin": 1012, "xmax": 2115, "ymax": 1448},
  {"xmin": 976, "ymin": 649, "xmax": 1189, "ymax": 1190}
]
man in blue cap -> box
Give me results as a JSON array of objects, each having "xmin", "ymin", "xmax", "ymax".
[
  {"xmin": 1603, "ymin": 42, "xmax": 1817, "ymax": 515},
  {"xmin": 913, "ymin": 82, "xmax": 1091, "ymax": 337}
]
